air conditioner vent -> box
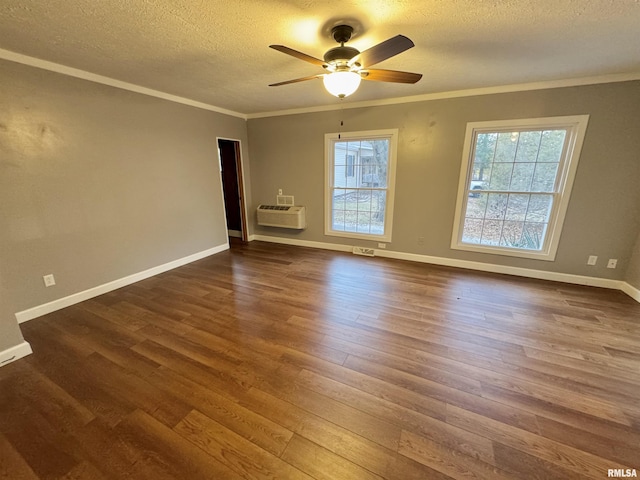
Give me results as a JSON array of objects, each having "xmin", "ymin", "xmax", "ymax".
[
  {"xmin": 258, "ymin": 205, "xmax": 291, "ymax": 211},
  {"xmin": 257, "ymin": 205, "xmax": 306, "ymax": 229}
]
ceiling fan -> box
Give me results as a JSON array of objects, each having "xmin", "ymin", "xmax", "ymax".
[{"xmin": 269, "ymin": 24, "xmax": 422, "ymax": 98}]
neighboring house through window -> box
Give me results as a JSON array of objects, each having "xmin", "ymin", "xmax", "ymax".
[
  {"xmin": 345, "ymin": 154, "xmax": 355, "ymax": 177},
  {"xmin": 451, "ymin": 115, "xmax": 589, "ymax": 260},
  {"xmin": 325, "ymin": 129, "xmax": 398, "ymax": 241}
]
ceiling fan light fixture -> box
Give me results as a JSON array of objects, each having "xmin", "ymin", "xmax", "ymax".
[{"xmin": 323, "ymin": 71, "xmax": 361, "ymax": 98}]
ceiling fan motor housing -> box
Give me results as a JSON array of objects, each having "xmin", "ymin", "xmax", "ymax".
[
  {"xmin": 325, "ymin": 25, "xmax": 360, "ymax": 67},
  {"xmin": 324, "ymin": 46, "xmax": 359, "ymax": 64}
]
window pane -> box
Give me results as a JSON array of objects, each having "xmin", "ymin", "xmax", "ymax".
[
  {"xmin": 465, "ymin": 192, "xmax": 488, "ymax": 219},
  {"xmin": 515, "ymin": 131, "xmax": 542, "ymax": 162},
  {"xmin": 333, "ymin": 163, "xmax": 344, "ymax": 187},
  {"xmin": 344, "ymin": 210, "xmax": 357, "ymax": 232},
  {"xmin": 505, "ymin": 194, "xmax": 530, "ymax": 221},
  {"xmin": 500, "ymin": 221, "xmax": 525, "ymax": 247},
  {"xmin": 360, "ymin": 139, "xmax": 389, "ymax": 187},
  {"xmin": 531, "ymin": 163, "xmax": 559, "ymax": 192},
  {"xmin": 370, "ymin": 190, "xmax": 386, "ymax": 234},
  {"xmin": 525, "ymin": 194, "xmax": 553, "ymax": 223},
  {"xmin": 332, "ymin": 210, "xmax": 345, "ymax": 231},
  {"xmin": 494, "ymin": 132, "xmax": 518, "ymax": 162},
  {"xmin": 462, "ymin": 218, "xmax": 483, "ymax": 244},
  {"xmin": 346, "ymin": 155, "xmax": 355, "ymax": 177},
  {"xmin": 538, "ymin": 130, "xmax": 566, "ymax": 163},
  {"xmin": 334, "ymin": 142, "xmax": 350, "ymax": 165},
  {"xmin": 488, "ymin": 163, "xmax": 513, "ymax": 190},
  {"xmin": 357, "ymin": 212, "xmax": 371, "ymax": 233},
  {"xmin": 510, "ymin": 163, "xmax": 535, "ymax": 191},
  {"xmin": 522, "ymin": 222, "xmax": 546, "ymax": 250},
  {"xmin": 472, "ymin": 133, "xmax": 497, "ymax": 183},
  {"xmin": 480, "ymin": 220, "xmax": 502, "ymax": 245},
  {"xmin": 332, "ymin": 189, "xmax": 346, "ymax": 211},
  {"xmin": 486, "ymin": 193, "xmax": 508, "ymax": 220}
]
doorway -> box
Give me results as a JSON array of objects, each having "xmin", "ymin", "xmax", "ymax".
[{"xmin": 218, "ymin": 138, "xmax": 248, "ymax": 242}]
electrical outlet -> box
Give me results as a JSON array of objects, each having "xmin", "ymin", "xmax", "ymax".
[
  {"xmin": 43, "ymin": 274, "xmax": 56, "ymax": 287},
  {"xmin": 607, "ymin": 259, "xmax": 618, "ymax": 269},
  {"xmin": 278, "ymin": 188, "xmax": 283, "ymax": 195},
  {"xmin": 417, "ymin": 236, "xmax": 425, "ymax": 245},
  {"xmin": 587, "ymin": 255, "xmax": 597, "ymax": 265},
  {"xmin": 378, "ymin": 243, "xmax": 386, "ymax": 249}
]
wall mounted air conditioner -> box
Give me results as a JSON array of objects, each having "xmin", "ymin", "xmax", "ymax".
[{"xmin": 257, "ymin": 205, "xmax": 306, "ymax": 229}]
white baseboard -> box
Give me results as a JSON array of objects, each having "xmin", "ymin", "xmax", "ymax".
[
  {"xmin": 228, "ymin": 230, "xmax": 242, "ymax": 238},
  {"xmin": 15, "ymin": 243, "xmax": 229, "ymax": 323},
  {"xmin": 0, "ymin": 341, "xmax": 33, "ymax": 367},
  {"xmin": 375, "ymin": 248, "xmax": 623, "ymax": 290},
  {"xmin": 252, "ymin": 235, "xmax": 631, "ymax": 297},
  {"xmin": 252, "ymin": 234, "xmax": 352, "ymax": 253},
  {"xmin": 621, "ymin": 282, "xmax": 640, "ymax": 303}
]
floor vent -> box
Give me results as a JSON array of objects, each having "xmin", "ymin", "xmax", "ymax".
[{"xmin": 353, "ymin": 246, "xmax": 375, "ymax": 257}]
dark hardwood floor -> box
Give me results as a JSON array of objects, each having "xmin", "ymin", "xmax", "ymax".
[{"xmin": 1, "ymin": 240, "xmax": 639, "ymax": 479}]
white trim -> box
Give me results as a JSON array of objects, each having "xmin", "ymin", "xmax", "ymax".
[
  {"xmin": 451, "ymin": 115, "xmax": 589, "ymax": 261},
  {"xmin": 374, "ymin": 248, "xmax": 622, "ymax": 289},
  {"xmin": 0, "ymin": 48, "xmax": 246, "ymax": 120},
  {"xmin": 252, "ymin": 235, "xmax": 352, "ymax": 253},
  {"xmin": 252, "ymin": 234, "xmax": 627, "ymax": 292},
  {"xmin": 621, "ymin": 282, "xmax": 640, "ymax": 303},
  {"xmin": 0, "ymin": 341, "xmax": 33, "ymax": 367},
  {"xmin": 324, "ymin": 129, "xmax": 398, "ymax": 243},
  {"xmin": 247, "ymin": 73, "xmax": 640, "ymax": 119},
  {"xmin": 15, "ymin": 243, "xmax": 229, "ymax": 323}
]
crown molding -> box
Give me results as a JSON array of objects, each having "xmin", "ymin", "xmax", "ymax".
[
  {"xmin": 246, "ymin": 72, "xmax": 640, "ymax": 119},
  {"xmin": 0, "ymin": 48, "xmax": 247, "ymax": 120}
]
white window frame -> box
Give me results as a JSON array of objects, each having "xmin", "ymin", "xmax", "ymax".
[
  {"xmin": 451, "ymin": 115, "xmax": 589, "ymax": 261},
  {"xmin": 325, "ymin": 129, "xmax": 398, "ymax": 242}
]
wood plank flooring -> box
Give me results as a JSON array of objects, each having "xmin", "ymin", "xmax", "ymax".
[{"xmin": 1, "ymin": 240, "xmax": 639, "ymax": 479}]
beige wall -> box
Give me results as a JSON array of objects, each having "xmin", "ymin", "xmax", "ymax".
[
  {"xmin": 0, "ymin": 280, "xmax": 25, "ymax": 352},
  {"xmin": 0, "ymin": 59, "xmax": 249, "ymax": 352},
  {"xmin": 625, "ymin": 232, "xmax": 640, "ymax": 291},
  {"xmin": 247, "ymin": 81, "xmax": 640, "ymax": 280}
]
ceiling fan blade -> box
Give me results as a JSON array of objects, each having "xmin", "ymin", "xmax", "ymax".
[
  {"xmin": 269, "ymin": 45, "xmax": 326, "ymax": 67},
  {"xmin": 349, "ymin": 35, "xmax": 415, "ymax": 68},
  {"xmin": 362, "ymin": 69, "xmax": 423, "ymax": 84},
  {"xmin": 269, "ymin": 74, "xmax": 324, "ymax": 87}
]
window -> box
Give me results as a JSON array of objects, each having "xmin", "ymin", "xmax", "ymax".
[
  {"xmin": 325, "ymin": 129, "xmax": 398, "ymax": 241},
  {"xmin": 451, "ymin": 115, "xmax": 589, "ymax": 261}
]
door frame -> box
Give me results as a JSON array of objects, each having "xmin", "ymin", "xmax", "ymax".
[{"xmin": 217, "ymin": 137, "xmax": 249, "ymax": 242}]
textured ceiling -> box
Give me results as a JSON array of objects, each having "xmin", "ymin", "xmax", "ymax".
[{"xmin": 1, "ymin": 0, "xmax": 639, "ymax": 115}]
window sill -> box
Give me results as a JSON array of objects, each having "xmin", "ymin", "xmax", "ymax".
[
  {"xmin": 325, "ymin": 229, "xmax": 391, "ymax": 243},
  {"xmin": 451, "ymin": 242, "xmax": 556, "ymax": 261}
]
